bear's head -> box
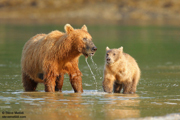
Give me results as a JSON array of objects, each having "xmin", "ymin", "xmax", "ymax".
[
  {"xmin": 65, "ymin": 24, "xmax": 97, "ymax": 58},
  {"xmin": 105, "ymin": 46, "xmax": 123, "ymax": 65}
]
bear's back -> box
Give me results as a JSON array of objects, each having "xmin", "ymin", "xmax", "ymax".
[
  {"xmin": 123, "ymin": 53, "xmax": 136, "ymax": 65},
  {"xmin": 123, "ymin": 52, "xmax": 140, "ymax": 77},
  {"xmin": 21, "ymin": 30, "xmax": 65, "ymax": 80}
]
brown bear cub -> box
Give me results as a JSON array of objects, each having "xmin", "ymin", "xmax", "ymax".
[
  {"xmin": 102, "ymin": 47, "xmax": 140, "ymax": 94},
  {"xmin": 21, "ymin": 24, "xmax": 97, "ymax": 93}
]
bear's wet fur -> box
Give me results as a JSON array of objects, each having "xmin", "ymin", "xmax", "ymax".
[{"xmin": 21, "ymin": 24, "xmax": 97, "ymax": 92}]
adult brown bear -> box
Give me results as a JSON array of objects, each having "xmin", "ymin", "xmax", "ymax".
[{"xmin": 21, "ymin": 24, "xmax": 97, "ymax": 93}]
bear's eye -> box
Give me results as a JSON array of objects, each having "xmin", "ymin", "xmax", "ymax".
[
  {"xmin": 113, "ymin": 53, "xmax": 116, "ymax": 56},
  {"xmin": 83, "ymin": 37, "xmax": 87, "ymax": 41}
]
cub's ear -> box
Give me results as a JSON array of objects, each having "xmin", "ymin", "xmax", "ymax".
[
  {"xmin": 81, "ymin": 25, "xmax": 88, "ymax": 32},
  {"xmin": 106, "ymin": 46, "xmax": 110, "ymax": 51},
  {"xmin": 64, "ymin": 24, "xmax": 74, "ymax": 34},
  {"xmin": 118, "ymin": 46, "xmax": 123, "ymax": 52}
]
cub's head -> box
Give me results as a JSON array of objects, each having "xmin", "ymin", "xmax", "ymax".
[
  {"xmin": 105, "ymin": 46, "xmax": 123, "ymax": 65},
  {"xmin": 64, "ymin": 24, "xmax": 97, "ymax": 58}
]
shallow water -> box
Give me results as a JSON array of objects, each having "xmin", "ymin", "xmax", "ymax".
[{"xmin": 0, "ymin": 25, "xmax": 180, "ymax": 119}]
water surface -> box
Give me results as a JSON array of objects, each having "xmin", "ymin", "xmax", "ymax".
[{"xmin": 0, "ymin": 25, "xmax": 180, "ymax": 119}]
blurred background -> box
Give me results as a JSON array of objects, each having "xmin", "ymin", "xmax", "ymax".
[{"xmin": 0, "ymin": 0, "xmax": 180, "ymax": 25}]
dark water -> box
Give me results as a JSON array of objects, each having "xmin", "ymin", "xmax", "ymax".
[{"xmin": 0, "ymin": 25, "xmax": 180, "ymax": 119}]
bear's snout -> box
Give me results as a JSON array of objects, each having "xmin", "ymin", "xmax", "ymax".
[
  {"xmin": 106, "ymin": 57, "xmax": 114, "ymax": 65},
  {"xmin": 91, "ymin": 46, "xmax": 97, "ymax": 52},
  {"xmin": 106, "ymin": 58, "xmax": 111, "ymax": 62},
  {"xmin": 82, "ymin": 38, "xmax": 97, "ymax": 58}
]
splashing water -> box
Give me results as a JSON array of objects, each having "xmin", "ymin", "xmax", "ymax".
[
  {"xmin": 85, "ymin": 58, "xmax": 97, "ymax": 91},
  {"xmin": 90, "ymin": 56, "xmax": 102, "ymax": 80},
  {"xmin": 90, "ymin": 56, "xmax": 98, "ymax": 69}
]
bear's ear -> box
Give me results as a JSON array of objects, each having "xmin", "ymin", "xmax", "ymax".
[
  {"xmin": 64, "ymin": 24, "xmax": 74, "ymax": 34},
  {"xmin": 118, "ymin": 46, "xmax": 123, "ymax": 53},
  {"xmin": 81, "ymin": 25, "xmax": 88, "ymax": 32},
  {"xmin": 106, "ymin": 46, "xmax": 110, "ymax": 51}
]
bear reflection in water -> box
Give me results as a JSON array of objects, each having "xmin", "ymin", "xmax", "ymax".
[
  {"xmin": 21, "ymin": 92, "xmax": 92, "ymax": 120},
  {"xmin": 20, "ymin": 92, "xmax": 140, "ymax": 120},
  {"xmin": 103, "ymin": 94, "xmax": 140, "ymax": 119}
]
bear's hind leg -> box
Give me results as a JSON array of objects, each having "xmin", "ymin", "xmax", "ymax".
[
  {"xmin": 123, "ymin": 81, "xmax": 133, "ymax": 94},
  {"xmin": 113, "ymin": 82, "xmax": 122, "ymax": 93},
  {"xmin": 131, "ymin": 76, "xmax": 140, "ymax": 93},
  {"xmin": 55, "ymin": 74, "xmax": 64, "ymax": 92},
  {"xmin": 22, "ymin": 72, "xmax": 38, "ymax": 91}
]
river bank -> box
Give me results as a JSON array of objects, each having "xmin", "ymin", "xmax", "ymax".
[{"xmin": 0, "ymin": 0, "xmax": 180, "ymax": 25}]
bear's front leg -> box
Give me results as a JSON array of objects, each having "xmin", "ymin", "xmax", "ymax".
[
  {"xmin": 65, "ymin": 60, "xmax": 83, "ymax": 93},
  {"xmin": 113, "ymin": 82, "xmax": 122, "ymax": 93},
  {"xmin": 69, "ymin": 73, "xmax": 83, "ymax": 93}
]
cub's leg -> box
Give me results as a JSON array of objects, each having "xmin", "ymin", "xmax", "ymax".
[
  {"xmin": 55, "ymin": 74, "xmax": 64, "ymax": 92},
  {"xmin": 131, "ymin": 74, "xmax": 140, "ymax": 93},
  {"xmin": 22, "ymin": 72, "xmax": 38, "ymax": 91},
  {"xmin": 113, "ymin": 82, "xmax": 123, "ymax": 93},
  {"xmin": 123, "ymin": 81, "xmax": 133, "ymax": 94},
  {"xmin": 103, "ymin": 74, "xmax": 116, "ymax": 93}
]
